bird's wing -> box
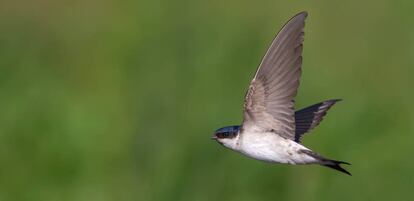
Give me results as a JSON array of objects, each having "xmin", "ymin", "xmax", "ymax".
[
  {"xmin": 294, "ymin": 99, "xmax": 341, "ymax": 142},
  {"xmin": 242, "ymin": 12, "xmax": 307, "ymax": 140}
]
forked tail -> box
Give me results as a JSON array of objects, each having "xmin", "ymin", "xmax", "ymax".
[
  {"xmin": 321, "ymin": 159, "xmax": 351, "ymax": 176},
  {"xmin": 300, "ymin": 149, "xmax": 351, "ymax": 175}
]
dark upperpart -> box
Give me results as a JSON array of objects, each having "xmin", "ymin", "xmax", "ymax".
[{"xmin": 213, "ymin": 125, "xmax": 240, "ymax": 139}]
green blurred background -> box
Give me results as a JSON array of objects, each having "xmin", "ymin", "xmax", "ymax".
[{"xmin": 1, "ymin": 0, "xmax": 414, "ymax": 200}]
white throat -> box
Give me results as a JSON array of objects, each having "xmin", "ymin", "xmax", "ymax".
[{"xmin": 218, "ymin": 133, "xmax": 240, "ymax": 150}]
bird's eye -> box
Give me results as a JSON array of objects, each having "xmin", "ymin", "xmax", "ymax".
[{"xmin": 216, "ymin": 132, "xmax": 232, "ymax": 138}]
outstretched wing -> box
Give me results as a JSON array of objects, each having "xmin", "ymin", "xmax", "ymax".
[
  {"xmin": 242, "ymin": 12, "xmax": 307, "ymax": 140},
  {"xmin": 294, "ymin": 99, "xmax": 341, "ymax": 142}
]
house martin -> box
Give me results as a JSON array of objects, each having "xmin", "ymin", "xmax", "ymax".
[{"xmin": 213, "ymin": 11, "xmax": 350, "ymax": 175}]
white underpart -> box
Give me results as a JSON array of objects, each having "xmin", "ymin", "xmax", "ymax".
[{"xmin": 227, "ymin": 129, "xmax": 319, "ymax": 165}]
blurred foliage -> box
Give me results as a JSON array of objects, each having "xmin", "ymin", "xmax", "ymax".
[{"xmin": 1, "ymin": 0, "xmax": 414, "ymax": 200}]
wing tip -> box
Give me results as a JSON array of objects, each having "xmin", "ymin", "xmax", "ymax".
[
  {"xmin": 296, "ymin": 11, "xmax": 308, "ymax": 18},
  {"xmin": 324, "ymin": 99, "xmax": 343, "ymax": 106},
  {"xmin": 329, "ymin": 98, "xmax": 342, "ymax": 102},
  {"xmin": 285, "ymin": 11, "xmax": 308, "ymax": 27},
  {"xmin": 290, "ymin": 11, "xmax": 308, "ymax": 22}
]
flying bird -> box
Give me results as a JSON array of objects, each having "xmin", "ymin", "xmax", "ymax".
[{"xmin": 212, "ymin": 11, "xmax": 351, "ymax": 175}]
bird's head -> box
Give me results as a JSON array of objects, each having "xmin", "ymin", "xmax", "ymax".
[{"xmin": 212, "ymin": 125, "xmax": 240, "ymax": 149}]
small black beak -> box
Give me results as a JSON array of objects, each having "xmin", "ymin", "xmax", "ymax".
[{"xmin": 211, "ymin": 134, "xmax": 217, "ymax": 140}]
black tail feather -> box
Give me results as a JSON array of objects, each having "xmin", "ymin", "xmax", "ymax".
[
  {"xmin": 299, "ymin": 149, "xmax": 351, "ymax": 175},
  {"xmin": 322, "ymin": 160, "xmax": 351, "ymax": 176}
]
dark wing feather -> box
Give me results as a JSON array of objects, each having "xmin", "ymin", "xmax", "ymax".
[
  {"xmin": 294, "ymin": 99, "xmax": 341, "ymax": 142},
  {"xmin": 242, "ymin": 12, "xmax": 307, "ymax": 140}
]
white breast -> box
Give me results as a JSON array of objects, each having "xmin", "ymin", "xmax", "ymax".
[{"xmin": 236, "ymin": 131, "xmax": 317, "ymax": 165}]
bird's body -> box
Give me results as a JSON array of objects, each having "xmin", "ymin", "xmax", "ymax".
[
  {"xmin": 212, "ymin": 11, "xmax": 351, "ymax": 175},
  {"xmin": 238, "ymin": 129, "xmax": 316, "ymax": 165}
]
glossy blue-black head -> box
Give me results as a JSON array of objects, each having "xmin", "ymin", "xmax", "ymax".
[{"xmin": 213, "ymin": 125, "xmax": 240, "ymax": 139}]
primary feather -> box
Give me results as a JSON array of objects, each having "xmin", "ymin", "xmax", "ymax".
[{"xmin": 294, "ymin": 99, "xmax": 341, "ymax": 142}]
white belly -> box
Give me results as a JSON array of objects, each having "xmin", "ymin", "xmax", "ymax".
[{"xmin": 237, "ymin": 132, "xmax": 317, "ymax": 165}]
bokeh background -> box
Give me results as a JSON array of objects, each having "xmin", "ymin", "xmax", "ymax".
[{"xmin": 1, "ymin": 0, "xmax": 414, "ymax": 200}]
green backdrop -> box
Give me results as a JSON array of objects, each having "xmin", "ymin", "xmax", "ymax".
[{"xmin": 1, "ymin": 0, "xmax": 413, "ymax": 200}]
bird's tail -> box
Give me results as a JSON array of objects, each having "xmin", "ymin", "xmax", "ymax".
[
  {"xmin": 320, "ymin": 159, "xmax": 351, "ymax": 176},
  {"xmin": 300, "ymin": 149, "xmax": 351, "ymax": 175}
]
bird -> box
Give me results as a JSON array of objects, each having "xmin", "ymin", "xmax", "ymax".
[{"xmin": 212, "ymin": 11, "xmax": 351, "ymax": 175}]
